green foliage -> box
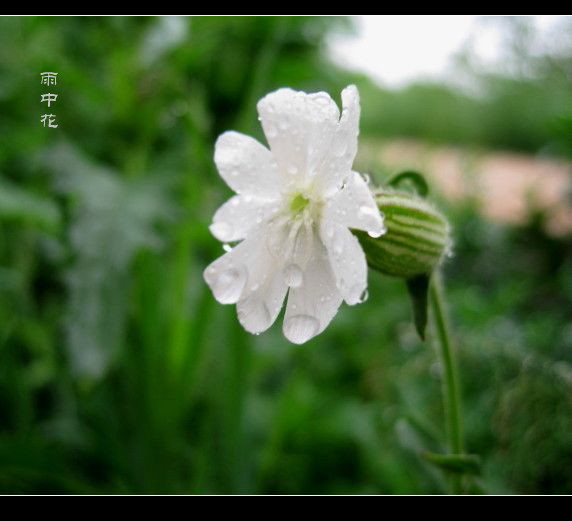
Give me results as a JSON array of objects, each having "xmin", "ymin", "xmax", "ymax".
[
  {"xmin": 359, "ymin": 81, "xmax": 485, "ymax": 147},
  {"xmin": 423, "ymin": 452, "xmax": 481, "ymax": 475}
]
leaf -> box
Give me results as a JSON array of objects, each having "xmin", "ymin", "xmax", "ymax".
[
  {"xmin": 405, "ymin": 274, "xmax": 430, "ymax": 340},
  {"xmin": 387, "ymin": 170, "xmax": 429, "ymax": 197},
  {"xmin": 0, "ymin": 180, "xmax": 60, "ymax": 230},
  {"xmin": 423, "ymin": 452, "xmax": 482, "ymax": 476}
]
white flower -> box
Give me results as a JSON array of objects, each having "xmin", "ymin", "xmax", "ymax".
[{"xmin": 203, "ymin": 85, "xmax": 385, "ymax": 344}]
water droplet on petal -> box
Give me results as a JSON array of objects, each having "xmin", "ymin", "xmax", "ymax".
[
  {"xmin": 347, "ymin": 285, "xmax": 368, "ymax": 305},
  {"xmin": 284, "ymin": 314, "xmax": 319, "ymax": 344},
  {"xmin": 214, "ymin": 266, "xmax": 247, "ymax": 304},
  {"xmin": 283, "ymin": 264, "xmax": 303, "ymax": 288},
  {"xmin": 332, "ymin": 234, "xmax": 344, "ymax": 256},
  {"xmin": 357, "ymin": 206, "xmax": 385, "ymax": 238},
  {"xmin": 314, "ymin": 93, "xmax": 332, "ymax": 107},
  {"xmin": 324, "ymin": 225, "xmax": 334, "ymax": 239},
  {"xmin": 368, "ymin": 226, "xmax": 385, "ymax": 238},
  {"xmin": 210, "ymin": 221, "xmax": 233, "ymax": 241}
]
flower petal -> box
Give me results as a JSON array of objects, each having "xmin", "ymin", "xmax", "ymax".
[
  {"xmin": 322, "ymin": 171, "xmax": 385, "ymax": 237},
  {"xmin": 204, "ymin": 224, "xmax": 288, "ymax": 333},
  {"xmin": 282, "ymin": 237, "xmax": 342, "ymax": 344},
  {"xmin": 203, "ymin": 225, "xmax": 267, "ymax": 305},
  {"xmin": 234, "ymin": 220, "xmax": 290, "ymax": 334},
  {"xmin": 315, "ymin": 85, "xmax": 361, "ymax": 195},
  {"xmin": 203, "ymin": 241, "xmax": 251, "ymax": 305},
  {"xmin": 237, "ymin": 268, "xmax": 288, "ymax": 334},
  {"xmin": 214, "ymin": 131, "xmax": 283, "ymax": 197},
  {"xmin": 337, "ymin": 85, "xmax": 360, "ymax": 167},
  {"xmin": 257, "ymin": 88, "xmax": 340, "ymax": 186},
  {"xmin": 320, "ymin": 221, "xmax": 368, "ymax": 306},
  {"xmin": 209, "ymin": 194, "xmax": 279, "ymax": 242}
]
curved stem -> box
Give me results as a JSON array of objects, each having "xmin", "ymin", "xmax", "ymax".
[{"xmin": 429, "ymin": 272, "xmax": 464, "ymax": 494}]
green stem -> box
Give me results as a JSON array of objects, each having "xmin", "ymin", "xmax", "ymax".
[{"xmin": 429, "ymin": 272, "xmax": 464, "ymax": 494}]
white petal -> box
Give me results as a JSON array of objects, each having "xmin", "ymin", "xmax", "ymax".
[
  {"xmin": 204, "ymin": 224, "xmax": 288, "ymax": 333},
  {"xmin": 237, "ymin": 268, "xmax": 287, "ymax": 334},
  {"xmin": 203, "ymin": 241, "xmax": 251, "ymax": 305},
  {"xmin": 320, "ymin": 222, "xmax": 368, "ymax": 306},
  {"xmin": 282, "ymin": 237, "xmax": 342, "ymax": 344},
  {"xmin": 315, "ymin": 85, "xmax": 361, "ymax": 195},
  {"xmin": 257, "ymin": 88, "xmax": 339, "ymax": 186},
  {"xmin": 234, "ymin": 221, "xmax": 289, "ymax": 334},
  {"xmin": 203, "ymin": 225, "xmax": 267, "ymax": 305},
  {"xmin": 322, "ymin": 171, "xmax": 385, "ymax": 237},
  {"xmin": 209, "ymin": 194, "xmax": 279, "ymax": 242},
  {"xmin": 338, "ymin": 85, "xmax": 360, "ymax": 166},
  {"xmin": 214, "ymin": 131, "xmax": 283, "ymax": 197}
]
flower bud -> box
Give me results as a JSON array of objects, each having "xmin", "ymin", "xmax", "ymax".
[{"xmin": 356, "ymin": 191, "xmax": 451, "ymax": 279}]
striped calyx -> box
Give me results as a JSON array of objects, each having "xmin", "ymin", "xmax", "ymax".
[{"xmin": 355, "ymin": 190, "xmax": 451, "ymax": 279}]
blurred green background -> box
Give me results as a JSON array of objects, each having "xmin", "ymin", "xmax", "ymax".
[{"xmin": 1, "ymin": 15, "xmax": 571, "ymax": 494}]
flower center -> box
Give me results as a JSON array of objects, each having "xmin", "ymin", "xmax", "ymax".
[
  {"xmin": 289, "ymin": 192, "xmax": 310, "ymax": 218},
  {"xmin": 264, "ymin": 189, "xmax": 324, "ymax": 274}
]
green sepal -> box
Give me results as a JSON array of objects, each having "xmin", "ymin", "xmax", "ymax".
[
  {"xmin": 387, "ymin": 170, "xmax": 429, "ymax": 197},
  {"xmin": 356, "ymin": 190, "xmax": 450, "ymax": 279},
  {"xmin": 405, "ymin": 274, "xmax": 430, "ymax": 340}
]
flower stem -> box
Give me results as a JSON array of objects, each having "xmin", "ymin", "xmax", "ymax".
[{"xmin": 429, "ymin": 271, "xmax": 464, "ymax": 494}]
